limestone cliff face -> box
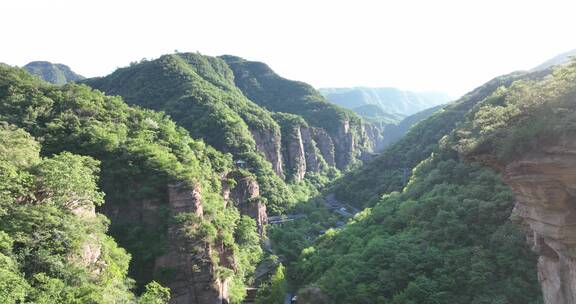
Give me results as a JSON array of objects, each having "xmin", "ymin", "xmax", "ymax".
[
  {"xmin": 250, "ymin": 128, "xmax": 284, "ymax": 178},
  {"xmin": 312, "ymin": 128, "xmax": 336, "ymax": 167},
  {"xmin": 363, "ymin": 123, "xmax": 386, "ymax": 152},
  {"xmin": 332, "ymin": 119, "xmax": 356, "ymax": 169},
  {"xmin": 301, "ymin": 127, "xmax": 325, "ymax": 173},
  {"xmin": 471, "ymin": 136, "xmax": 576, "ymax": 304},
  {"xmin": 277, "ymin": 123, "xmax": 330, "ymax": 181},
  {"xmin": 155, "ymin": 182, "xmax": 233, "ymax": 304},
  {"xmin": 283, "ymin": 126, "xmax": 307, "ymax": 181},
  {"xmin": 224, "ymin": 173, "xmax": 268, "ymax": 236}
]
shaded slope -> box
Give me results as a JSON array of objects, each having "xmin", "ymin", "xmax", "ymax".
[
  {"xmin": 83, "ymin": 53, "xmax": 298, "ymax": 213},
  {"xmin": 221, "ymin": 55, "xmax": 370, "ymax": 169},
  {"xmin": 332, "ymin": 69, "xmax": 551, "ymax": 208},
  {"xmin": 23, "ymin": 61, "xmax": 84, "ymax": 84},
  {"xmin": 286, "ymin": 65, "xmax": 576, "ymax": 304}
]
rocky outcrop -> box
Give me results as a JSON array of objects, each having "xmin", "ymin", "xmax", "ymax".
[
  {"xmin": 251, "ymin": 128, "xmax": 284, "ymax": 178},
  {"xmin": 301, "ymin": 127, "xmax": 325, "ymax": 173},
  {"xmin": 224, "ymin": 172, "xmax": 268, "ymax": 236},
  {"xmin": 363, "ymin": 123, "xmax": 387, "ymax": 152},
  {"xmin": 70, "ymin": 204, "xmax": 103, "ymax": 274},
  {"xmin": 312, "ymin": 128, "xmax": 336, "ymax": 167},
  {"xmin": 155, "ymin": 182, "xmax": 232, "ymax": 304},
  {"xmin": 284, "ymin": 127, "xmax": 307, "ymax": 181},
  {"xmin": 472, "ymin": 136, "xmax": 576, "ymax": 304},
  {"xmin": 332, "ymin": 119, "xmax": 356, "ymax": 169}
]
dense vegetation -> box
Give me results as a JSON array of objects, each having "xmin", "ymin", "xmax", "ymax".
[
  {"xmin": 0, "ymin": 123, "xmax": 169, "ymax": 303},
  {"xmin": 291, "ymin": 150, "xmax": 541, "ymax": 303},
  {"xmin": 221, "ymin": 56, "xmax": 365, "ymax": 139},
  {"xmin": 83, "ymin": 53, "xmax": 344, "ymax": 214},
  {"xmin": 0, "ymin": 64, "xmax": 262, "ymax": 301},
  {"xmin": 330, "ymin": 69, "xmax": 550, "ymax": 209},
  {"xmin": 267, "ymin": 63, "xmax": 576, "ymax": 303},
  {"xmin": 455, "ymin": 60, "xmax": 576, "ymax": 161},
  {"xmin": 23, "ymin": 61, "xmax": 84, "ymax": 85}
]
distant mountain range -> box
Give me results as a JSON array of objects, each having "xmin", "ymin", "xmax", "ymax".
[
  {"xmin": 318, "ymin": 87, "xmax": 452, "ymax": 119},
  {"xmin": 23, "ymin": 61, "xmax": 84, "ymax": 84},
  {"xmin": 531, "ymin": 48, "xmax": 576, "ymax": 72}
]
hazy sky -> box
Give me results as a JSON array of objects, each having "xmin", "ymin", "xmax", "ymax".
[{"xmin": 2, "ymin": 0, "xmax": 575, "ymax": 96}]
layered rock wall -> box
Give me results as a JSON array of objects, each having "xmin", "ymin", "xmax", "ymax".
[
  {"xmin": 476, "ymin": 136, "xmax": 576, "ymax": 304},
  {"xmin": 251, "ymin": 128, "xmax": 284, "ymax": 178},
  {"xmin": 155, "ymin": 182, "xmax": 232, "ymax": 304},
  {"xmin": 224, "ymin": 173, "xmax": 268, "ymax": 236}
]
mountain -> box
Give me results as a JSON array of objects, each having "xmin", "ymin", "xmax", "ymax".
[
  {"xmin": 531, "ymin": 48, "xmax": 576, "ymax": 71},
  {"xmin": 274, "ymin": 66, "xmax": 564, "ymax": 304},
  {"xmin": 23, "ymin": 61, "xmax": 84, "ymax": 84},
  {"xmin": 363, "ymin": 104, "xmax": 445, "ymax": 151},
  {"xmin": 319, "ymin": 87, "xmax": 451, "ymax": 117},
  {"xmin": 351, "ymin": 104, "xmax": 404, "ymax": 123},
  {"xmin": 330, "ymin": 68, "xmax": 549, "ymax": 209},
  {"xmin": 0, "ymin": 64, "xmax": 266, "ymax": 303},
  {"xmin": 82, "ymin": 53, "xmax": 373, "ymax": 213},
  {"xmin": 5, "ymin": 49, "xmax": 575, "ymax": 304},
  {"xmin": 455, "ymin": 60, "xmax": 576, "ymax": 304},
  {"xmin": 220, "ymin": 55, "xmax": 371, "ymax": 168}
]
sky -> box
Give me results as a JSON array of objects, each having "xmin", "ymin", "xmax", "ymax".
[{"xmin": 1, "ymin": 0, "xmax": 575, "ymax": 97}]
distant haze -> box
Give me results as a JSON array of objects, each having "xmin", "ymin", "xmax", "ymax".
[
  {"xmin": 319, "ymin": 87, "xmax": 452, "ymax": 117},
  {"xmin": 1, "ymin": 0, "xmax": 576, "ymax": 96}
]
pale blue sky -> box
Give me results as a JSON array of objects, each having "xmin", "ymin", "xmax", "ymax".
[{"xmin": 2, "ymin": 0, "xmax": 575, "ymax": 96}]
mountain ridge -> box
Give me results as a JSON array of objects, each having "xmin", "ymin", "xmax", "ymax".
[{"xmin": 23, "ymin": 61, "xmax": 84, "ymax": 84}]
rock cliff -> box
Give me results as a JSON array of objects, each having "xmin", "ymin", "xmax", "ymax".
[
  {"xmin": 472, "ymin": 136, "xmax": 576, "ymax": 304},
  {"xmin": 301, "ymin": 127, "xmax": 326, "ymax": 173},
  {"xmin": 224, "ymin": 172, "xmax": 268, "ymax": 236},
  {"xmin": 155, "ymin": 182, "xmax": 233, "ymax": 304},
  {"xmin": 278, "ymin": 123, "xmax": 329, "ymax": 181},
  {"xmin": 284, "ymin": 126, "xmax": 307, "ymax": 181},
  {"xmin": 70, "ymin": 203, "xmax": 103, "ymax": 274},
  {"xmin": 311, "ymin": 128, "xmax": 336, "ymax": 167},
  {"xmin": 250, "ymin": 128, "xmax": 284, "ymax": 178},
  {"xmin": 333, "ymin": 119, "xmax": 357, "ymax": 169}
]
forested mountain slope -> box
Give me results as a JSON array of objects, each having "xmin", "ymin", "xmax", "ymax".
[
  {"xmin": 0, "ymin": 64, "xmax": 264, "ymax": 303},
  {"xmin": 221, "ymin": 55, "xmax": 370, "ymax": 168},
  {"xmin": 285, "ymin": 61, "xmax": 576, "ymax": 304},
  {"xmin": 23, "ymin": 61, "xmax": 84, "ymax": 85},
  {"xmin": 454, "ymin": 61, "xmax": 576, "ymax": 304},
  {"xmin": 331, "ymin": 68, "xmax": 551, "ymax": 209},
  {"xmin": 83, "ymin": 53, "xmax": 371, "ymax": 213}
]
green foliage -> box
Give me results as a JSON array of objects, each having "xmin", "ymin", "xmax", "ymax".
[
  {"xmin": 23, "ymin": 61, "xmax": 84, "ymax": 85},
  {"xmin": 281, "ymin": 66, "xmax": 564, "ymax": 303},
  {"xmin": 455, "ymin": 59, "xmax": 576, "ymax": 161},
  {"xmin": 222, "ymin": 55, "xmax": 369, "ymax": 170},
  {"xmin": 293, "ymin": 154, "xmax": 541, "ymax": 303},
  {"xmin": 33, "ymin": 152, "xmax": 104, "ymax": 208},
  {"xmin": 0, "ymin": 65, "xmax": 259, "ymax": 301},
  {"xmin": 139, "ymin": 281, "xmax": 171, "ymax": 304},
  {"xmin": 0, "ymin": 231, "xmax": 29, "ymax": 304},
  {"xmin": 255, "ymin": 264, "xmax": 288, "ymax": 304},
  {"xmin": 0, "ymin": 123, "xmax": 40, "ymax": 168},
  {"xmin": 83, "ymin": 52, "xmax": 300, "ymax": 214},
  {"xmin": 0, "ymin": 126, "xmax": 137, "ymax": 303},
  {"xmin": 331, "ymin": 69, "xmax": 550, "ymax": 209},
  {"xmin": 222, "ymin": 56, "xmax": 362, "ymax": 136}
]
